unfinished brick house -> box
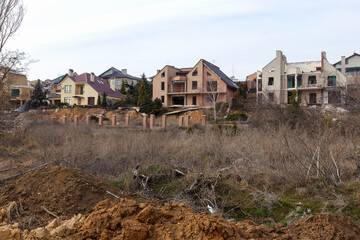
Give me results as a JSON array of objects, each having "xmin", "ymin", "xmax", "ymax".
[
  {"xmin": 258, "ymin": 50, "xmax": 346, "ymax": 105},
  {"xmin": 152, "ymin": 59, "xmax": 239, "ymax": 107}
]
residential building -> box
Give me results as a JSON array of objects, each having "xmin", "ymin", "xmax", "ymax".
[
  {"xmin": 333, "ymin": 53, "xmax": 360, "ymax": 86},
  {"xmin": 1, "ymin": 69, "xmax": 33, "ymax": 107},
  {"xmin": 246, "ymin": 71, "xmax": 262, "ymax": 103},
  {"xmin": 99, "ymin": 67, "xmax": 141, "ymax": 90},
  {"xmin": 259, "ymin": 50, "xmax": 346, "ymax": 105},
  {"xmin": 60, "ymin": 70, "xmax": 124, "ymax": 106},
  {"xmin": 152, "ymin": 59, "xmax": 239, "ymax": 107},
  {"xmin": 47, "ymin": 73, "xmax": 69, "ymax": 105}
]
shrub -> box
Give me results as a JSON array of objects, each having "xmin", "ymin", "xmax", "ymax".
[{"xmin": 226, "ymin": 110, "xmax": 249, "ymax": 121}]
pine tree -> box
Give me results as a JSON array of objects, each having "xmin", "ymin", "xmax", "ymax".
[
  {"xmin": 31, "ymin": 80, "xmax": 46, "ymax": 102},
  {"xmin": 101, "ymin": 92, "xmax": 108, "ymax": 107},
  {"xmin": 120, "ymin": 80, "xmax": 126, "ymax": 94},
  {"xmin": 137, "ymin": 74, "xmax": 152, "ymax": 107},
  {"xmin": 97, "ymin": 95, "xmax": 101, "ymax": 106}
]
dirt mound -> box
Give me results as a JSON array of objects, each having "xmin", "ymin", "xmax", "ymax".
[
  {"xmin": 75, "ymin": 199, "xmax": 284, "ymax": 240},
  {"xmin": 284, "ymin": 212, "xmax": 360, "ymax": 239},
  {"xmin": 0, "ymin": 166, "xmax": 121, "ymax": 229}
]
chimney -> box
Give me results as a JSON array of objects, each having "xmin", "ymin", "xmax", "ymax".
[
  {"xmin": 68, "ymin": 69, "xmax": 74, "ymax": 77},
  {"xmin": 121, "ymin": 69, "xmax": 127, "ymax": 75},
  {"xmin": 276, "ymin": 50, "xmax": 282, "ymax": 59},
  {"xmin": 341, "ymin": 56, "xmax": 346, "ymax": 74},
  {"xmin": 110, "ymin": 77, "xmax": 116, "ymax": 92},
  {"xmin": 321, "ymin": 51, "xmax": 327, "ymax": 70},
  {"xmin": 90, "ymin": 72, "xmax": 95, "ymax": 82}
]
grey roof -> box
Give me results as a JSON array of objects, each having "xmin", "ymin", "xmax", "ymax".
[
  {"xmin": 203, "ymin": 60, "xmax": 239, "ymax": 89},
  {"xmin": 99, "ymin": 67, "xmax": 141, "ymax": 81}
]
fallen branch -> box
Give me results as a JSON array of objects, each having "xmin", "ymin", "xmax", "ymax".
[
  {"xmin": 106, "ymin": 191, "xmax": 119, "ymax": 199},
  {"xmin": 41, "ymin": 206, "xmax": 59, "ymax": 218}
]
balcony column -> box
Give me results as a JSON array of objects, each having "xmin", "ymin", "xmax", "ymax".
[
  {"xmin": 184, "ymin": 81, "xmax": 187, "ymax": 93},
  {"xmin": 171, "ymin": 82, "xmax": 173, "ymax": 93}
]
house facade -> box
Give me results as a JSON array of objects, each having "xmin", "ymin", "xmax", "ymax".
[
  {"xmin": 99, "ymin": 67, "xmax": 141, "ymax": 91},
  {"xmin": 0, "ymin": 70, "xmax": 33, "ymax": 107},
  {"xmin": 334, "ymin": 53, "xmax": 360, "ymax": 86},
  {"xmin": 152, "ymin": 59, "xmax": 239, "ymax": 107},
  {"xmin": 60, "ymin": 70, "xmax": 124, "ymax": 106},
  {"xmin": 258, "ymin": 50, "xmax": 346, "ymax": 105}
]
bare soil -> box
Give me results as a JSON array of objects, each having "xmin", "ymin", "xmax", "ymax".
[{"xmin": 0, "ymin": 166, "xmax": 359, "ymax": 239}]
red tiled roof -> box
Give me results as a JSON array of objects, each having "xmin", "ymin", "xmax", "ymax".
[{"xmin": 69, "ymin": 73, "xmax": 124, "ymax": 98}]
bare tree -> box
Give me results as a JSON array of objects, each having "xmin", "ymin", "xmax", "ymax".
[
  {"xmin": 0, "ymin": 0, "xmax": 25, "ymax": 134},
  {"xmin": 204, "ymin": 79, "xmax": 226, "ymax": 122}
]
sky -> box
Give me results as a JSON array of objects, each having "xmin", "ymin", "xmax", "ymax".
[{"xmin": 6, "ymin": 0, "xmax": 360, "ymax": 81}]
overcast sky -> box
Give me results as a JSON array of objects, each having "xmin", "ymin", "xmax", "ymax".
[{"xmin": 6, "ymin": 0, "xmax": 360, "ymax": 81}]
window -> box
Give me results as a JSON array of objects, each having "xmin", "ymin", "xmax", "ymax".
[
  {"xmin": 287, "ymin": 76, "xmax": 295, "ymax": 88},
  {"xmin": 308, "ymin": 76, "xmax": 317, "ymax": 85},
  {"xmin": 268, "ymin": 92, "xmax": 274, "ymax": 102},
  {"xmin": 117, "ymin": 80, "xmax": 121, "ymax": 85},
  {"xmin": 297, "ymin": 75, "xmax": 302, "ymax": 87},
  {"xmin": 64, "ymin": 97, "xmax": 71, "ymax": 104},
  {"xmin": 327, "ymin": 76, "xmax": 336, "ymax": 86},
  {"xmin": 161, "ymin": 72, "xmax": 165, "ymax": 77},
  {"xmin": 161, "ymin": 96, "xmax": 164, "ymax": 103},
  {"xmin": 192, "ymin": 96, "xmax": 197, "ymax": 105},
  {"xmin": 11, "ymin": 89, "xmax": 19, "ymax": 97},
  {"xmin": 161, "ymin": 82, "xmax": 165, "ymax": 90},
  {"xmin": 64, "ymin": 85, "xmax": 72, "ymax": 93},
  {"xmin": 269, "ymin": 67, "xmax": 275, "ymax": 73},
  {"xmin": 309, "ymin": 93, "xmax": 317, "ymax": 104},
  {"xmin": 192, "ymin": 81, "xmax": 197, "ymax": 90},
  {"xmin": 345, "ymin": 59, "xmax": 349, "ymax": 64},
  {"xmin": 80, "ymin": 86, "xmax": 85, "ymax": 95},
  {"xmin": 316, "ymin": 67, "xmax": 321, "ymax": 71},
  {"xmin": 192, "ymin": 69, "xmax": 198, "ymax": 76},
  {"xmin": 268, "ymin": 77, "xmax": 274, "ymax": 86},
  {"xmin": 207, "ymin": 81, "xmax": 217, "ymax": 91},
  {"xmin": 206, "ymin": 72, "xmax": 212, "ymax": 76}
]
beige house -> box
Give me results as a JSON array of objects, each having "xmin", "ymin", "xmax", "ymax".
[
  {"xmin": 0, "ymin": 69, "xmax": 33, "ymax": 107},
  {"xmin": 334, "ymin": 53, "xmax": 360, "ymax": 86},
  {"xmin": 60, "ymin": 70, "xmax": 124, "ymax": 106},
  {"xmin": 258, "ymin": 50, "xmax": 346, "ymax": 105},
  {"xmin": 152, "ymin": 59, "xmax": 239, "ymax": 107}
]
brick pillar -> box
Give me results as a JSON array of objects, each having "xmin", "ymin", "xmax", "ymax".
[
  {"xmin": 184, "ymin": 115, "xmax": 190, "ymax": 126},
  {"xmin": 112, "ymin": 115, "xmax": 116, "ymax": 126},
  {"xmin": 179, "ymin": 116, "xmax": 183, "ymax": 127},
  {"xmin": 125, "ymin": 114, "xmax": 130, "ymax": 127},
  {"xmin": 98, "ymin": 115, "xmax": 103, "ymax": 126},
  {"xmin": 85, "ymin": 115, "xmax": 91, "ymax": 125},
  {"xmin": 62, "ymin": 116, "xmax": 67, "ymax": 125},
  {"xmin": 74, "ymin": 116, "xmax": 79, "ymax": 126},
  {"xmin": 201, "ymin": 115, "xmax": 206, "ymax": 126},
  {"xmin": 150, "ymin": 114, "xmax": 155, "ymax": 129},
  {"xmin": 143, "ymin": 115, "xmax": 148, "ymax": 129},
  {"xmin": 51, "ymin": 117, "xmax": 56, "ymax": 124},
  {"xmin": 161, "ymin": 115, "xmax": 167, "ymax": 128}
]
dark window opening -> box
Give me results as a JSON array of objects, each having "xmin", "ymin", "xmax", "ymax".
[
  {"xmin": 206, "ymin": 72, "xmax": 211, "ymax": 76},
  {"xmin": 327, "ymin": 76, "xmax": 336, "ymax": 86},
  {"xmin": 268, "ymin": 77, "xmax": 274, "ymax": 86},
  {"xmin": 297, "ymin": 75, "xmax": 302, "ymax": 87},
  {"xmin": 308, "ymin": 76, "xmax": 317, "ymax": 85},
  {"xmin": 11, "ymin": 89, "xmax": 20, "ymax": 97},
  {"xmin": 192, "ymin": 81, "xmax": 197, "ymax": 90},
  {"xmin": 192, "ymin": 69, "xmax": 198, "ymax": 76},
  {"xmin": 172, "ymin": 96, "xmax": 184, "ymax": 105},
  {"xmin": 161, "ymin": 72, "xmax": 165, "ymax": 77},
  {"xmin": 161, "ymin": 96, "xmax": 164, "ymax": 103},
  {"xmin": 309, "ymin": 93, "xmax": 317, "ymax": 104},
  {"xmin": 316, "ymin": 67, "xmax": 321, "ymax": 71},
  {"xmin": 268, "ymin": 92, "xmax": 274, "ymax": 102},
  {"xmin": 192, "ymin": 96, "xmax": 197, "ymax": 105},
  {"xmin": 161, "ymin": 82, "xmax": 165, "ymax": 90},
  {"xmin": 207, "ymin": 81, "xmax": 217, "ymax": 91}
]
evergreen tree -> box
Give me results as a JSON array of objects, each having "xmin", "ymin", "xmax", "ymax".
[
  {"xmin": 31, "ymin": 80, "xmax": 46, "ymax": 102},
  {"xmin": 120, "ymin": 80, "xmax": 126, "ymax": 94},
  {"xmin": 97, "ymin": 95, "xmax": 101, "ymax": 106},
  {"xmin": 101, "ymin": 92, "xmax": 108, "ymax": 107},
  {"xmin": 137, "ymin": 74, "xmax": 152, "ymax": 107}
]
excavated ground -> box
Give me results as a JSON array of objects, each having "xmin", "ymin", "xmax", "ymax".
[{"xmin": 0, "ymin": 166, "xmax": 359, "ymax": 240}]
